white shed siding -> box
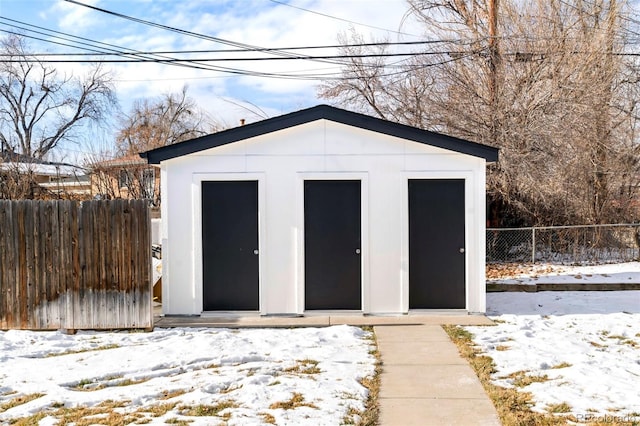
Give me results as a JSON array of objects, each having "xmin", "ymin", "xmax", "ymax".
[{"xmin": 161, "ymin": 119, "xmax": 487, "ymax": 315}]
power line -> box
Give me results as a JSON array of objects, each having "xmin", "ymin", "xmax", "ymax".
[
  {"xmin": 2, "ymin": 10, "xmax": 397, "ymax": 76},
  {"xmin": 0, "ymin": 12, "xmax": 476, "ymax": 77},
  {"xmin": 7, "ymin": 40, "xmax": 461, "ymax": 57},
  {"xmin": 8, "ymin": 0, "xmax": 638, "ymax": 83},
  {"xmin": 0, "ymin": 51, "xmax": 474, "ymax": 62},
  {"xmin": 0, "ymin": 17, "xmax": 352, "ymax": 79},
  {"xmin": 62, "ymin": 0, "xmax": 337, "ymax": 63},
  {"xmin": 0, "ymin": 19, "xmax": 474, "ymax": 79},
  {"xmin": 266, "ymin": 0, "xmax": 420, "ymax": 38},
  {"xmin": 0, "ymin": 10, "xmax": 459, "ymax": 80},
  {"xmin": 0, "ymin": 18, "xmax": 235, "ymax": 74}
]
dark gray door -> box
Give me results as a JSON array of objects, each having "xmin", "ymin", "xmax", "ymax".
[
  {"xmin": 202, "ymin": 181, "xmax": 258, "ymax": 311},
  {"xmin": 304, "ymin": 180, "xmax": 361, "ymax": 310},
  {"xmin": 409, "ymin": 179, "xmax": 465, "ymax": 309}
]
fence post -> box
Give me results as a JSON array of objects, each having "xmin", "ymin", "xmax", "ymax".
[{"xmin": 532, "ymin": 227, "xmax": 536, "ymax": 263}]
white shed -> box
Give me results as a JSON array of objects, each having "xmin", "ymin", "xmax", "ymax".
[{"xmin": 141, "ymin": 105, "xmax": 498, "ymax": 316}]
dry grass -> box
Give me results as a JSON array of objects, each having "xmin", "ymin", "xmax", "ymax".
[
  {"xmin": 179, "ymin": 400, "xmax": 239, "ymax": 416},
  {"xmin": 283, "ymin": 359, "xmax": 321, "ymax": 375},
  {"xmin": 8, "ymin": 412, "xmax": 48, "ymax": 426},
  {"xmin": 547, "ymin": 402, "xmax": 572, "ymax": 413},
  {"xmin": 505, "ymin": 370, "xmax": 549, "ymax": 388},
  {"xmin": 5, "ymin": 400, "xmax": 176, "ymax": 425},
  {"xmin": 114, "ymin": 378, "xmax": 149, "ymax": 387},
  {"xmin": 45, "ymin": 344, "xmax": 120, "ymax": 357},
  {"xmin": 70, "ymin": 375, "xmax": 149, "ymax": 391},
  {"xmin": 259, "ymin": 412, "xmax": 277, "ymax": 424},
  {"xmin": 27, "ymin": 400, "xmax": 140, "ymax": 426},
  {"xmin": 356, "ymin": 326, "xmax": 381, "ymax": 426},
  {"xmin": 550, "ymin": 362, "xmax": 572, "ymax": 369},
  {"xmin": 342, "ymin": 406, "xmax": 363, "ymax": 425},
  {"xmin": 0, "ymin": 393, "xmax": 44, "ymax": 413},
  {"xmin": 136, "ymin": 402, "xmax": 178, "ymax": 417},
  {"xmin": 158, "ymin": 389, "xmax": 187, "ymax": 400},
  {"xmin": 269, "ymin": 392, "xmax": 318, "ymax": 410},
  {"xmin": 446, "ymin": 330, "xmax": 640, "ymax": 425},
  {"xmin": 442, "ymin": 325, "xmax": 567, "ymax": 426},
  {"xmin": 164, "ymin": 418, "xmax": 192, "ymax": 425},
  {"xmin": 605, "ymin": 334, "xmax": 638, "ymax": 347}
]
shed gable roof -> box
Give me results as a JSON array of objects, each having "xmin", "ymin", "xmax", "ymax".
[{"xmin": 140, "ymin": 104, "xmax": 499, "ymax": 164}]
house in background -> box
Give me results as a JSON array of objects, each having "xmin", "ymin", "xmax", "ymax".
[
  {"xmin": 90, "ymin": 154, "xmax": 160, "ymax": 209},
  {"xmin": 142, "ymin": 105, "xmax": 499, "ymax": 317},
  {"xmin": 0, "ymin": 151, "xmax": 90, "ymax": 198}
]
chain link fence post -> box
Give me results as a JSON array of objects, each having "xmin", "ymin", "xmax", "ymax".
[{"xmin": 532, "ymin": 227, "xmax": 536, "ymax": 263}]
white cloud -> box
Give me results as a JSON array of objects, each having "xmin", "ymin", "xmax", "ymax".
[{"xmin": 49, "ymin": 0, "xmax": 103, "ymax": 32}]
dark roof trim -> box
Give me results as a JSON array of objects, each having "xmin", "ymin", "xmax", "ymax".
[{"xmin": 140, "ymin": 104, "xmax": 499, "ymax": 164}]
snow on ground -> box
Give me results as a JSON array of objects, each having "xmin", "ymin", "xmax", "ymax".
[
  {"xmin": 466, "ymin": 290, "xmax": 640, "ymax": 421},
  {"xmin": 2, "ymin": 263, "xmax": 639, "ymax": 425},
  {"xmin": 487, "ymin": 261, "xmax": 640, "ymax": 285},
  {"xmin": 0, "ymin": 325, "xmax": 375, "ymax": 425}
]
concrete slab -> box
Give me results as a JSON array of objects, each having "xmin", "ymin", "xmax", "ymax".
[
  {"xmin": 379, "ymin": 364, "xmax": 487, "ymax": 399},
  {"xmin": 379, "ymin": 398, "xmax": 500, "ymax": 426},
  {"xmin": 374, "ymin": 324, "xmax": 451, "ymax": 342},
  {"xmin": 377, "ymin": 340, "xmax": 466, "ymax": 365},
  {"xmin": 154, "ymin": 314, "xmax": 494, "ymax": 328},
  {"xmin": 328, "ymin": 316, "xmax": 424, "ymax": 326},
  {"xmin": 154, "ymin": 316, "xmax": 331, "ymax": 328}
]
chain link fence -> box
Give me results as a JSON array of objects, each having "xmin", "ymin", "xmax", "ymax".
[{"xmin": 487, "ymin": 224, "xmax": 640, "ymax": 264}]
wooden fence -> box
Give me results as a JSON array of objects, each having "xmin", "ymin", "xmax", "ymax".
[{"xmin": 0, "ymin": 200, "xmax": 152, "ymax": 330}]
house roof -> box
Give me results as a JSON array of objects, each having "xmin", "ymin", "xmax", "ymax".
[
  {"xmin": 92, "ymin": 154, "xmax": 147, "ymax": 168},
  {"xmin": 140, "ymin": 104, "xmax": 499, "ymax": 164},
  {"xmin": 0, "ymin": 162, "xmax": 85, "ymax": 176},
  {"xmin": 0, "ymin": 151, "xmax": 86, "ymax": 176}
]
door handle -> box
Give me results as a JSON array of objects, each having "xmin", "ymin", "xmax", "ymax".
[
  {"xmin": 355, "ymin": 248, "xmax": 361, "ymax": 254},
  {"xmin": 254, "ymin": 249, "xmax": 259, "ymax": 255},
  {"xmin": 459, "ymin": 248, "xmax": 465, "ymax": 253}
]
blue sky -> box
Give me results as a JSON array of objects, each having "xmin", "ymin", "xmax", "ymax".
[{"xmin": 0, "ymin": 0, "xmax": 423, "ymax": 159}]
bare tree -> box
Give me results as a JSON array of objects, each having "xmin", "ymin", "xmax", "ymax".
[
  {"xmin": 96, "ymin": 86, "xmax": 217, "ymax": 207},
  {"xmin": 0, "ymin": 34, "xmax": 117, "ymax": 160},
  {"xmin": 115, "ymin": 86, "xmax": 217, "ymax": 155},
  {"xmin": 0, "ymin": 162, "xmax": 42, "ymax": 199},
  {"xmin": 320, "ymin": 0, "xmax": 640, "ymax": 225},
  {"xmin": 89, "ymin": 158, "xmax": 160, "ymax": 205}
]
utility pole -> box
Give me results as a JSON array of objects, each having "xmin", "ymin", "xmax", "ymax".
[
  {"xmin": 488, "ymin": 0, "xmax": 501, "ymax": 146},
  {"xmin": 592, "ymin": 0, "xmax": 617, "ymax": 223}
]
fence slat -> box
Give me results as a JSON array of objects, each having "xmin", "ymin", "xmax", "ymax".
[
  {"xmin": 80, "ymin": 201, "xmax": 93, "ymax": 330},
  {"xmin": 36, "ymin": 202, "xmax": 46, "ymax": 329},
  {"xmin": 23, "ymin": 201, "xmax": 35, "ymax": 329},
  {"xmin": 0, "ymin": 202, "xmax": 13, "ymax": 329},
  {"xmin": 15, "ymin": 201, "xmax": 27, "ymax": 327},
  {"xmin": 142, "ymin": 200, "xmax": 152, "ymax": 329},
  {"xmin": 60, "ymin": 201, "xmax": 74, "ymax": 330}
]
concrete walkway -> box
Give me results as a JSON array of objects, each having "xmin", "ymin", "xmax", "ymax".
[{"xmin": 374, "ymin": 325, "xmax": 501, "ymax": 426}]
